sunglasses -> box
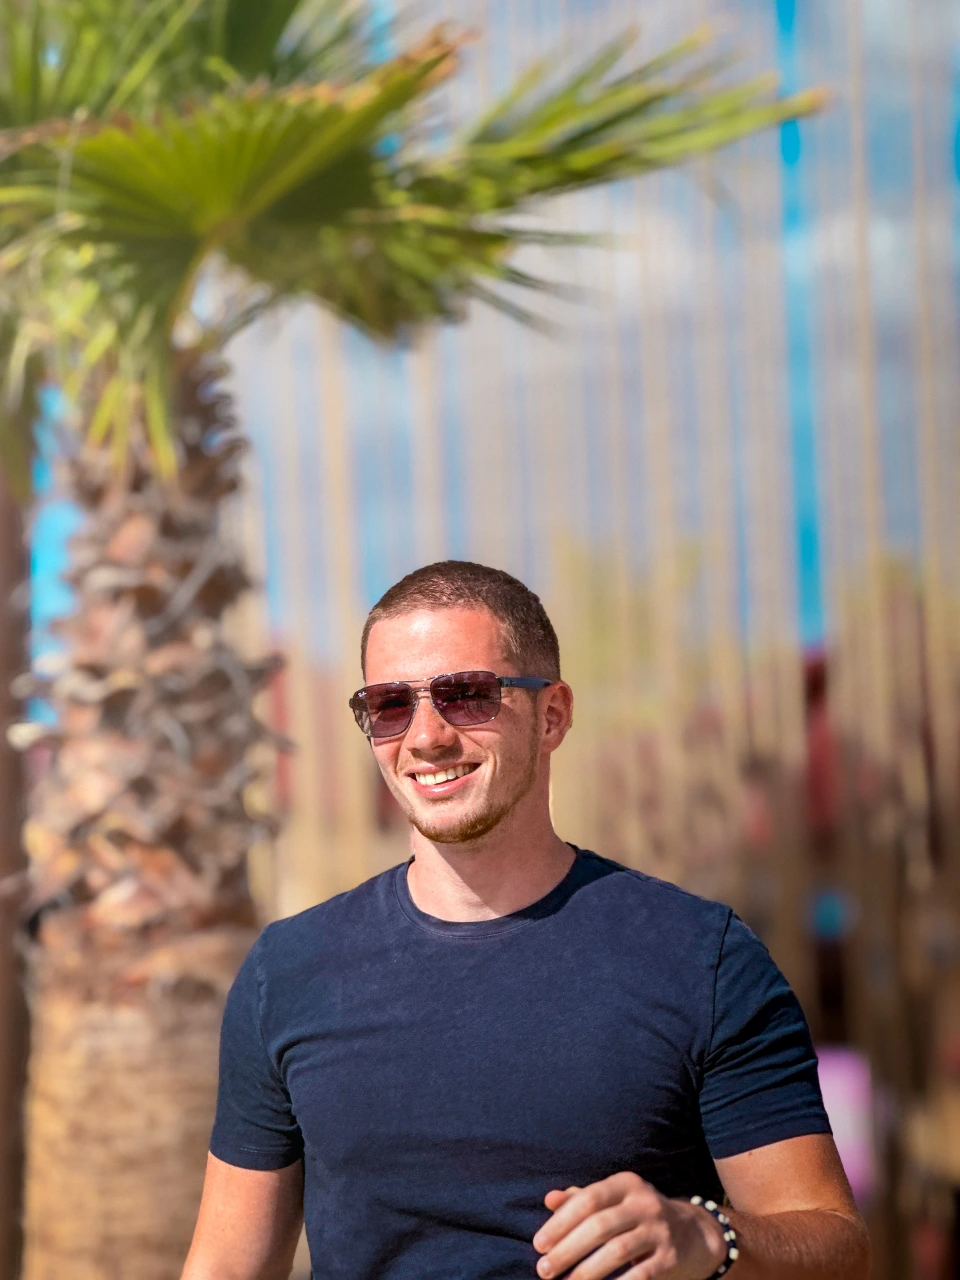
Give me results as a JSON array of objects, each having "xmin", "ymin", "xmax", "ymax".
[{"xmin": 350, "ymin": 670, "xmax": 553, "ymax": 739}]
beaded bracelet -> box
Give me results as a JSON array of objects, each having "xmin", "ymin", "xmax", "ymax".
[{"xmin": 689, "ymin": 1197, "xmax": 739, "ymax": 1278}]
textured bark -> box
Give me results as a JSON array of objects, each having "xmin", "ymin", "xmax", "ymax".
[
  {"xmin": 0, "ymin": 467, "xmax": 28, "ymax": 1280},
  {"xmin": 12, "ymin": 352, "xmax": 281, "ymax": 1279},
  {"xmin": 22, "ymin": 980, "xmax": 227, "ymax": 1280}
]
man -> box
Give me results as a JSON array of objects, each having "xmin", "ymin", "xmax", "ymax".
[{"xmin": 183, "ymin": 561, "xmax": 870, "ymax": 1280}]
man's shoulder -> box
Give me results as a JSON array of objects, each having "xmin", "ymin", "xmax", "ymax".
[
  {"xmin": 253, "ymin": 863, "xmax": 402, "ymax": 966},
  {"xmin": 575, "ymin": 848, "xmax": 733, "ymax": 933}
]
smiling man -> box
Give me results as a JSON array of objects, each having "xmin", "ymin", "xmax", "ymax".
[{"xmin": 182, "ymin": 561, "xmax": 870, "ymax": 1280}]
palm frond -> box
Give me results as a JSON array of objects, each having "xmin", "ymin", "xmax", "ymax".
[
  {"xmin": 0, "ymin": 31, "xmax": 458, "ymax": 314},
  {"xmin": 0, "ymin": 32, "xmax": 462, "ymax": 460},
  {"xmin": 0, "ymin": 0, "xmax": 366, "ymax": 133},
  {"xmin": 405, "ymin": 30, "xmax": 826, "ymax": 212},
  {"xmin": 0, "ymin": 18, "xmax": 827, "ymax": 472},
  {"xmin": 232, "ymin": 28, "xmax": 825, "ymax": 334},
  {"xmin": 0, "ymin": 0, "xmax": 197, "ymax": 125},
  {"xmin": 207, "ymin": 0, "xmax": 366, "ymax": 85}
]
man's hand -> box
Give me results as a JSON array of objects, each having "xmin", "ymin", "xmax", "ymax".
[
  {"xmin": 532, "ymin": 1172, "xmax": 726, "ymax": 1280},
  {"xmin": 531, "ymin": 1136, "xmax": 870, "ymax": 1280}
]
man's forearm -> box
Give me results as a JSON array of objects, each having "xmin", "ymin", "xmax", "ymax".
[
  {"xmin": 719, "ymin": 1207, "xmax": 870, "ymax": 1280},
  {"xmin": 181, "ymin": 1260, "xmax": 293, "ymax": 1280},
  {"xmin": 180, "ymin": 1155, "xmax": 304, "ymax": 1280},
  {"xmin": 180, "ymin": 1232, "xmax": 300, "ymax": 1280}
]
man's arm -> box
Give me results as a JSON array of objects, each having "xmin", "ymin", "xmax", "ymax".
[
  {"xmin": 531, "ymin": 1134, "xmax": 870, "ymax": 1280},
  {"xmin": 180, "ymin": 1153, "xmax": 304, "ymax": 1280},
  {"xmin": 712, "ymin": 1133, "xmax": 869, "ymax": 1278}
]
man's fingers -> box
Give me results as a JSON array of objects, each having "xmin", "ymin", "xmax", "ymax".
[
  {"xmin": 536, "ymin": 1205, "xmax": 640, "ymax": 1278},
  {"xmin": 623, "ymin": 1251, "xmax": 677, "ymax": 1280},
  {"xmin": 564, "ymin": 1227, "xmax": 657, "ymax": 1280},
  {"xmin": 535, "ymin": 1174, "xmax": 655, "ymax": 1256},
  {"xmin": 534, "ymin": 1181, "xmax": 622, "ymax": 1254},
  {"xmin": 544, "ymin": 1187, "xmax": 580, "ymax": 1211}
]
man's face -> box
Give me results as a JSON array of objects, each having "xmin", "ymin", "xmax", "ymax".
[{"xmin": 362, "ymin": 607, "xmax": 549, "ymax": 844}]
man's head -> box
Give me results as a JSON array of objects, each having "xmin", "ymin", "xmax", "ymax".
[
  {"xmin": 361, "ymin": 561, "xmax": 561, "ymax": 683},
  {"xmin": 359, "ymin": 562, "xmax": 572, "ymax": 846}
]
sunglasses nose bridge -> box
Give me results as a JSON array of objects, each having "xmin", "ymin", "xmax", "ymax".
[{"xmin": 405, "ymin": 684, "xmax": 457, "ymax": 736}]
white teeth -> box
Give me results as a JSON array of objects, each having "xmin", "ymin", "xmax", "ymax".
[{"xmin": 414, "ymin": 763, "xmax": 475, "ymax": 787}]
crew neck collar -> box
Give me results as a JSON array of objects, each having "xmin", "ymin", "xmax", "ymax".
[{"xmin": 393, "ymin": 846, "xmax": 588, "ymax": 939}]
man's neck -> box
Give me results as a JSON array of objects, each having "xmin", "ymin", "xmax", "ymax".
[{"xmin": 405, "ymin": 820, "xmax": 575, "ymax": 922}]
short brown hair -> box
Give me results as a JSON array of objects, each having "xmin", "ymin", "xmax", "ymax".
[{"xmin": 361, "ymin": 561, "xmax": 561, "ymax": 680}]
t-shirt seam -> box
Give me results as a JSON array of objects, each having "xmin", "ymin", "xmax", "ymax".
[
  {"xmin": 698, "ymin": 908, "xmax": 733, "ymax": 1094},
  {"xmin": 392, "ymin": 871, "xmax": 543, "ymax": 939},
  {"xmin": 268, "ymin": 852, "xmax": 727, "ymax": 942},
  {"xmin": 709, "ymin": 910, "xmax": 733, "ymax": 1054},
  {"xmin": 392, "ymin": 849, "xmax": 727, "ymax": 940},
  {"xmin": 254, "ymin": 929, "xmax": 290, "ymax": 1092},
  {"xmin": 232, "ymin": 1140, "xmax": 293, "ymax": 1154},
  {"xmin": 210, "ymin": 1139, "xmax": 302, "ymax": 1170},
  {"xmin": 708, "ymin": 1113, "xmax": 833, "ymax": 1152},
  {"xmin": 583, "ymin": 852, "xmax": 733, "ymax": 912}
]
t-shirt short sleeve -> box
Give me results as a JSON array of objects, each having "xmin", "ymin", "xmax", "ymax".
[
  {"xmin": 699, "ymin": 912, "xmax": 832, "ymax": 1161},
  {"xmin": 209, "ymin": 932, "xmax": 304, "ymax": 1170}
]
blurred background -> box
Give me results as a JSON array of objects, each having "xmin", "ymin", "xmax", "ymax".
[{"xmin": 2, "ymin": 0, "xmax": 960, "ymax": 1278}]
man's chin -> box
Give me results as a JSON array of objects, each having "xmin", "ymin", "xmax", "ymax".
[{"xmin": 409, "ymin": 799, "xmax": 513, "ymax": 845}]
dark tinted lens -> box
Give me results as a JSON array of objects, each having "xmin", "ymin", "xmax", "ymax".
[
  {"xmin": 431, "ymin": 671, "xmax": 501, "ymax": 726},
  {"xmin": 356, "ymin": 683, "xmax": 415, "ymax": 738}
]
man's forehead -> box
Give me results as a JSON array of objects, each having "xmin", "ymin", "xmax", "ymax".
[
  {"xmin": 364, "ymin": 605, "xmax": 512, "ymax": 673},
  {"xmin": 369, "ymin": 604, "xmax": 503, "ymax": 639}
]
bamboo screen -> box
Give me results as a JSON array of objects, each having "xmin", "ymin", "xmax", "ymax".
[{"xmin": 225, "ymin": 0, "xmax": 960, "ymax": 973}]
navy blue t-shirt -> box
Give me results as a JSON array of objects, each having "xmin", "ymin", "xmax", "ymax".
[{"xmin": 211, "ymin": 850, "xmax": 830, "ymax": 1279}]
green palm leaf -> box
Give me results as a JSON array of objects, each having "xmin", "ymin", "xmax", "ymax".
[
  {"xmin": 0, "ymin": 0, "xmax": 365, "ymax": 128},
  {"xmin": 0, "ymin": 0, "xmax": 200, "ymax": 125},
  {"xmin": 204, "ymin": 0, "xmax": 365, "ymax": 84},
  {"xmin": 408, "ymin": 30, "xmax": 826, "ymax": 210},
  {"xmin": 0, "ymin": 20, "xmax": 825, "ymax": 471}
]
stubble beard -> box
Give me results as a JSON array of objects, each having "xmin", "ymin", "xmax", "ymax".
[{"xmin": 396, "ymin": 729, "xmax": 541, "ymax": 845}]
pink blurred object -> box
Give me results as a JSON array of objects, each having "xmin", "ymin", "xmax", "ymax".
[{"xmin": 816, "ymin": 1047, "xmax": 876, "ymax": 1207}]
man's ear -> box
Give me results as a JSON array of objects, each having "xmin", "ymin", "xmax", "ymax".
[{"xmin": 541, "ymin": 681, "xmax": 574, "ymax": 752}]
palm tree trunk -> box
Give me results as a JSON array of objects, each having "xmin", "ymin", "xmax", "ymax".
[
  {"xmin": 13, "ymin": 353, "xmax": 281, "ymax": 1280},
  {"xmin": 23, "ymin": 981, "xmax": 231, "ymax": 1280},
  {"xmin": 0, "ymin": 466, "xmax": 28, "ymax": 1280}
]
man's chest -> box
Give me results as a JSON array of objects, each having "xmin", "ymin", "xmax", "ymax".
[{"xmin": 277, "ymin": 943, "xmax": 706, "ymax": 1189}]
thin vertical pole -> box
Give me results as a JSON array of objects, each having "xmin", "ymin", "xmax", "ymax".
[
  {"xmin": 316, "ymin": 309, "xmax": 375, "ymax": 893},
  {"xmin": 0, "ymin": 469, "xmax": 27, "ymax": 1280},
  {"xmin": 636, "ymin": 176, "xmax": 685, "ymax": 884},
  {"xmin": 738, "ymin": 137, "xmax": 810, "ymax": 1004},
  {"xmin": 409, "ymin": 335, "xmax": 448, "ymax": 566},
  {"xmin": 735, "ymin": 143, "xmax": 781, "ymax": 765},
  {"xmin": 908, "ymin": 3, "xmax": 956, "ymax": 814},
  {"xmin": 223, "ymin": 377, "xmax": 279, "ymax": 920},
  {"xmin": 739, "ymin": 132, "xmax": 805, "ymax": 769},
  {"xmin": 814, "ymin": 217, "xmax": 858, "ymax": 741},
  {"xmin": 602, "ymin": 184, "xmax": 645, "ymax": 869},
  {"xmin": 269, "ymin": 324, "xmax": 334, "ymax": 914},
  {"xmin": 846, "ymin": 12, "xmax": 909, "ymax": 1274},
  {"xmin": 847, "ymin": 0, "xmax": 893, "ymax": 766},
  {"xmin": 698, "ymin": 193, "xmax": 746, "ymax": 765}
]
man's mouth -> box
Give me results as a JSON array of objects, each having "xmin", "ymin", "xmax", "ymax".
[{"xmin": 410, "ymin": 762, "xmax": 479, "ymax": 788}]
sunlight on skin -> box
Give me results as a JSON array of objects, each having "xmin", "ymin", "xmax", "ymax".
[
  {"xmin": 364, "ymin": 606, "xmax": 576, "ymax": 922},
  {"xmin": 531, "ymin": 1136, "xmax": 868, "ymax": 1280}
]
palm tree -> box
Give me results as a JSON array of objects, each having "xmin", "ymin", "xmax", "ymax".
[{"xmin": 0, "ymin": 3, "xmax": 823, "ymax": 1276}]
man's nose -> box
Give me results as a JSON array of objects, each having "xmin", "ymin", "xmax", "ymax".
[{"xmin": 405, "ymin": 691, "xmax": 458, "ymax": 747}]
